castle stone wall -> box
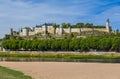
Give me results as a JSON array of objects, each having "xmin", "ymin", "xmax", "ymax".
[
  {"xmin": 22, "ymin": 28, "xmax": 29, "ymax": 36},
  {"xmin": 48, "ymin": 28, "xmax": 54, "ymax": 34},
  {"xmin": 71, "ymin": 28, "xmax": 80, "ymax": 33},
  {"xmin": 35, "ymin": 27, "xmax": 42, "ymax": 34},
  {"xmin": 29, "ymin": 31, "xmax": 35, "ymax": 36},
  {"xmin": 94, "ymin": 28, "xmax": 107, "ymax": 32},
  {"xmin": 63, "ymin": 28, "xmax": 70, "ymax": 33},
  {"xmin": 17, "ymin": 19, "xmax": 111, "ymax": 37}
]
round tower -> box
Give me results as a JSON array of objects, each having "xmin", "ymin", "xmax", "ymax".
[{"xmin": 106, "ymin": 19, "xmax": 110, "ymax": 33}]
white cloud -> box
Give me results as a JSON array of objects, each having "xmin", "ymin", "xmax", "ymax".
[{"xmin": 0, "ymin": 0, "xmax": 90, "ymax": 25}]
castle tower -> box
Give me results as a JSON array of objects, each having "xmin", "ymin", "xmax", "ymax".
[
  {"xmin": 106, "ymin": 19, "xmax": 110, "ymax": 33},
  {"xmin": 68, "ymin": 27, "xmax": 71, "ymax": 33},
  {"xmin": 22, "ymin": 28, "xmax": 29, "ymax": 37},
  {"xmin": 42, "ymin": 24, "xmax": 48, "ymax": 35},
  {"xmin": 10, "ymin": 28, "xmax": 13, "ymax": 36},
  {"xmin": 59, "ymin": 25, "xmax": 63, "ymax": 35}
]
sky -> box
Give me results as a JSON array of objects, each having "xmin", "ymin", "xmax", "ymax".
[{"xmin": 0, "ymin": 0, "xmax": 120, "ymax": 38}]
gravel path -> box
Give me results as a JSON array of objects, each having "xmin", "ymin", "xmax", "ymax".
[{"xmin": 0, "ymin": 62, "xmax": 120, "ymax": 79}]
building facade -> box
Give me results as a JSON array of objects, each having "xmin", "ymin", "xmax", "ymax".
[{"xmin": 10, "ymin": 20, "xmax": 111, "ymax": 37}]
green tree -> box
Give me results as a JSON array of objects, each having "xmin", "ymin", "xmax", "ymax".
[
  {"xmin": 53, "ymin": 23, "xmax": 59, "ymax": 34},
  {"xmin": 112, "ymin": 37, "xmax": 120, "ymax": 52},
  {"xmin": 85, "ymin": 23, "xmax": 93, "ymax": 28},
  {"xmin": 98, "ymin": 38, "xmax": 112, "ymax": 51},
  {"xmin": 62, "ymin": 23, "xmax": 71, "ymax": 28}
]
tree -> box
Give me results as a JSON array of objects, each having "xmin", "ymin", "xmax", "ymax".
[
  {"xmin": 76, "ymin": 22, "xmax": 84, "ymax": 35},
  {"xmin": 2, "ymin": 37, "xmax": 120, "ymax": 52},
  {"xmin": 61, "ymin": 39, "xmax": 70, "ymax": 51},
  {"xmin": 85, "ymin": 23, "xmax": 93, "ymax": 28},
  {"xmin": 112, "ymin": 37, "xmax": 120, "ymax": 52},
  {"xmin": 62, "ymin": 23, "xmax": 71, "ymax": 28},
  {"xmin": 94, "ymin": 25, "xmax": 105, "ymax": 28},
  {"xmin": 76, "ymin": 23, "xmax": 84, "ymax": 28},
  {"xmin": 53, "ymin": 23, "xmax": 59, "ymax": 34},
  {"xmin": 98, "ymin": 38, "xmax": 112, "ymax": 51},
  {"xmin": 79, "ymin": 39, "xmax": 87, "ymax": 51}
]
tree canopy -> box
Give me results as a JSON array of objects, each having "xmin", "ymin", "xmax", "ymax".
[
  {"xmin": 2, "ymin": 36, "xmax": 120, "ymax": 52},
  {"xmin": 60, "ymin": 22, "xmax": 105, "ymax": 28}
]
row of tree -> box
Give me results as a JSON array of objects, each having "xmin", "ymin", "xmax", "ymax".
[
  {"xmin": 53, "ymin": 23, "xmax": 105, "ymax": 28},
  {"xmin": 2, "ymin": 37, "xmax": 120, "ymax": 52}
]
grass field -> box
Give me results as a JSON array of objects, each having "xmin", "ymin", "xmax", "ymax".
[
  {"xmin": 0, "ymin": 66, "xmax": 32, "ymax": 79},
  {"xmin": 0, "ymin": 52, "xmax": 120, "ymax": 59}
]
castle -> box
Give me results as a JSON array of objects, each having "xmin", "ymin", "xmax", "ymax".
[{"xmin": 9, "ymin": 19, "xmax": 111, "ymax": 38}]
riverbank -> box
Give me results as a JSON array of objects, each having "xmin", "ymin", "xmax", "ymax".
[
  {"xmin": 1, "ymin": 52, "xmax": 120, "ymax": 63},
  {"xmin": 0, "ymin": 51, "xmax": 120, "ymax": 59},
  {"xmin": 1, "ymin": 62, "xmax": 120, "ymax": 79}
]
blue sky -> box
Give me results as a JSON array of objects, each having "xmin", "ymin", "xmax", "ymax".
[{"xmin": 0, "ymin": 0, "xmax": 120, "ymax": 38}]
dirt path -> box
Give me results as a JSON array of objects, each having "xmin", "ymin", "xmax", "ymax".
[{"xmin": 0, "ymin": 62, "xmax": 120, "ymax": 79}]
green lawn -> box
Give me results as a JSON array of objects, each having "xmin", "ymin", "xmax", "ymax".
[{"xmin": 0, "ymin": 66, "xmax": 32, "ymax": 79}]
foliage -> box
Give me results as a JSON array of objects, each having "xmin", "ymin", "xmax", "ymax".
[
  {"xmin": 2, "ymin": 36, "xmax": 120, "ymax": 52},
  {"xmin": 53, "ymin": 23, "xmax": 59, "ymax": 28},
  {"xmin": 62, "ymin": 23, "xmax": 71, "ymax": 28},
  {"xmin": 61, "ymin": 22, "xmax": 105, "ymax": 28},
  {"xmin": 94, "ymin": 25, "xmax": 106, "ymax": 28},
  {"xmin": 2, "ymin": 37, "xmax": 120, "ymax": 52}
]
